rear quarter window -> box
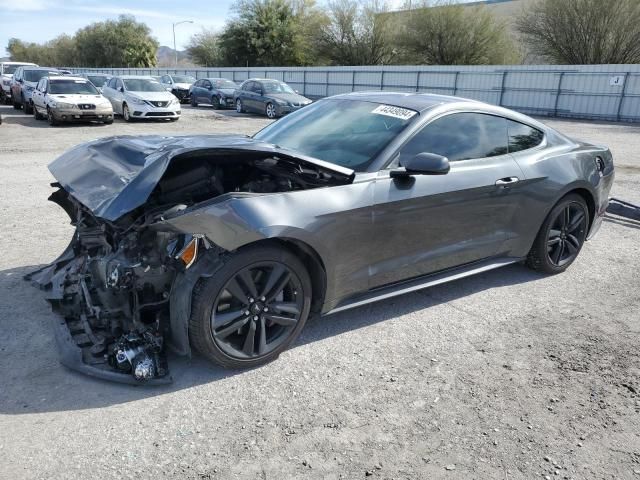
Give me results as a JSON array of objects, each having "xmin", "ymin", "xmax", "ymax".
[{"xmin": 507, "ymin": 120, "xmax": 544, "ymax": 153}]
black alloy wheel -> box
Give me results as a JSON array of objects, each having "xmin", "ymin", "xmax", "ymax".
[
  {"xmin": 189, "ymin": 244, "xmax": 312, "ymax": 369},
  {"xmin": 527, "ymin": 193, "xmax": 589, "ymax": 273},
  {"xmin": 211, "ymin": 95, "xmax": 220, "ymax": 109}
]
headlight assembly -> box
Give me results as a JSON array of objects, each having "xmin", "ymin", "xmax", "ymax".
[
  {"xmin": 129, "ymin": 97, "xmax": 146, "ymax": 105},
  {"xmin": 53, "ymin": 102, "xmax": 76, "ymax": 109}
]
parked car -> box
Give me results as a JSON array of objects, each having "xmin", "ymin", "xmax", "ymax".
[
  {"xmin": 79, "ymin": 73, "xmax": 111, "ymax": 93},
  {"xmin": 32, "ymin": 75, "xmax": 114, "ymax": 126},
  {"xmin": 189, "ymin": 77, "xmax": 238, "ymax": 109},
  {"xmin": 234, "ymin": 78, "xmax": 311, "ymax": 118},
  {"xmin": 58, "ymin": 69, "xmax": 73, "ymax": 75},
  {"xmin": 102, "ymin": 75, "xmax": 181, "ymax": 122},
  {"xmin": 159, "ymin": 74, "xmax": 196, "ymax": 103},
  {"xmin": 10, "ymin": 66, "xmax": 60, "ymax": 113},
  {"xmin": 29, "ymin": 92, "xmax": 614, "ymax": 383},
  {"xmin": 1, "ymin": 61, "xmax": 37, "ymax": 104}
]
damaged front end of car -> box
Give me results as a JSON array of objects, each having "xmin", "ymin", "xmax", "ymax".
[{"xmin": 27, "ymin": 135, "xmax": 354, "ymax": 384}]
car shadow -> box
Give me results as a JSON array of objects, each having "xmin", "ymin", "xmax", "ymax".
[{"xmin": 0, "ymin": 262, "xmax": 543, "ymax": 414}]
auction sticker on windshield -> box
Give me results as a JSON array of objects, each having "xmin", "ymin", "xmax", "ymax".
[{"xmin": 371, "ymin": 105, "xmax": 417, "ymax": 120}]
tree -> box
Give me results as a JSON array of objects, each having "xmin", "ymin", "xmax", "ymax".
[
  {"xmin": 74, "ymin": 15, "xmax": 158, "ymax": 67},
  {"xmin": 7, "ymin": 15, "xmax": 158, "ymax": 67},
  {"xmin": 318, "ymin": 0, "xmax": 396, "ymax": 65},
  {"xmin": 218, "ymin": 0, "xmax": 327, "ymax": 66},
  {"xmin": 394, "ymin": 0, "xmax": 519, "ymax": 65},
  {"xmin": 516, "ymin": 0, "xmax": 640, "ymax": 64},
  {"xmin": 187, "ymin": 29, "xmax": 222, "ymax": 66}
]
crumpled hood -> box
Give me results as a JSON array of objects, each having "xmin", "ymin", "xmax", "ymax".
[
  {"xmin": 218, "ymin": 88, "xmax": 236, "ymax": 96},
  {"xmin": 268, "ymin": 92, "xmax": 311, "ymax": 104},
  {"xmin": 48, "ymin": 135, "xmax": 354, "ymax": 221},
  {"xmin": 172, "ymin": 82, "xmax": 192, "ymax": 90}
]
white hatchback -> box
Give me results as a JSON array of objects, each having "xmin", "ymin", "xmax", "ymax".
[{"xmin": 102, "ymin": 75, "xmax": 181, "ymax": 122}]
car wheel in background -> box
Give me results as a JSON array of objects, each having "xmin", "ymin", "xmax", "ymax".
[
  {"xmin": 211, "ymin": 95, "xmax": 220, "ymax": 109},
  {"xmin": 265, "ymin": 102, "xmax": 277, "ymax": 119},
  {"xmin": 526, "ymin": 193, "xmax": 589, "ymax": 274},
  {"xmin": 189, "ymin": 243, "xmax": 312, "ymax": 369},
  {"xmin": 46, "ymin": 108, "xmax": 58, "ymax": 126},
  {"xmin": 103, "ymin": 118, "xmax": 113, "ymax": 125},
  {"xmin": 236, "ymin": 99, "xmax": 243, "ymax": 113},
  {"xmin": 190, "ymin": 96, "xmax": 197, "ymax": 107},
  {"xmin": 12, "ymin": 98, "xmax": 20, "ymax": 109},
  {"xmin": 24, "ymin": 99, "xmax": 33, "ymax": 115},
  {"xmin": 122, "ymin": 103, "xmax": 132, "ymax": 122}
]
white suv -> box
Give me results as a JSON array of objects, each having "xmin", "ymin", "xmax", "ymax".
[
  {"xmin": 1, "ymin": 62, "xmax": 37, "ymax": 104},
  {"xmin": 102, "ymin": 75, "xmax": 181, "ymax": 122}
]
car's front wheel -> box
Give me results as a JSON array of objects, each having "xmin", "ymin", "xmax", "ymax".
[
  {"xmin": 190, "ymin": 96, "xmax": 197, "ymax": 107},
  {"xmin": 265, "ymin": 102, "xmax": 277, "ymax": 119},
  {"xmin": 33, "ymin": 104, "xmax": 44, "ymax": 120},
  {"xmin": 526, "ymin": 193, "xmax": 589, "ymax": 274},
  {"xmin": 23, "ymin": 96, "xmax": 33, "ymax": 115},
  {"xmin": 211, "ymin": 95, "xmax": 220, "ymax": 109},
  {"xmin": 46, "ymin": 107, "xmax": 58, "ymax": 126},
  {"xmin": 235, "ymin": 99, "xmax": 244, "ymax": 113},
  {"xmin": 122, "ymin": 103, "xmax": 132, "ymax": 122},
  {"xmin": 189, "ymin": 244, "xmax": 312, "ymax": 369}
]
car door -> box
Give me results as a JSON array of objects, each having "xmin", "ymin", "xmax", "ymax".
[
  {"xmin": 32, "ymin": 78, "xmax": 45, "ymax": 112},
  {"xmin": 202, "ymin": 80, "xmax": 213, "ymax": 102},
  {"xmin": 369, "ymin": 112, "xmax": 527, "ymax": 288},
  {"xmin": 11, "ymin": 67, "xmax": 22, "ymax": 100},
  {"xmin": 103, "ymin": 77, "xmax": 118, "ymax": 110},
  {"xmin": 241, "ymin": 81, "xmax": 258, "ymax": 111}
]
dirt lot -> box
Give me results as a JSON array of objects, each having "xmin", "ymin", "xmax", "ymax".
[{"xmin": 1, "ymin": 104, "xmax": 639, "ymax": 480}]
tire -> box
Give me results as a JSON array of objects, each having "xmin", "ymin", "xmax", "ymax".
[
  {"xmin": 265, "ymin": 102, "xmax": 277, "ymax": 119},
  {"xmin": 23, "ymin": 97, "xmax": 33, "ymax": 115},
  {"xmin": 33, "ymin": 104, "xmax": 44, "ymax": 120},
  {"xmin": 526, "ymin": 193, "xmax": 589, "ymax": 274},
  {"xmin": 103, "ymin": 118, "xmax": 113, "ymax": 125},
  {"xmin": 211, "ymin": 95, "xmax": 220, "ymax": 109},
  {"xmin": 47, "ymin": 107, "xmax": 58, "ymax": 126},
  {"xmin": 169, "ymin": 117, "xmax": 179, "ymax": 122},
  {"xmin": 122, "ymin": 103, "xmax": 132, "ymax": 122},
  {"xmin": 190, "ymin": 96, "xmax": 197, "ymax": 107},
  {"xmin": 235, "ymin": 99, "xmax": 244, "ymax": 113},
  {"xmin": 189, "ymin": 244, "xmax": 313, "ymax": 369}
]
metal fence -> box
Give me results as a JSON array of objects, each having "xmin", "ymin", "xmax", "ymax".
[{"xmin": 71, "ymin": 64, "xmax": 640, "ymax": 123}]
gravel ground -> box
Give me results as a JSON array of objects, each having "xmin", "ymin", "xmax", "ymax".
[{"xmin": 0, "ymin": 104, "xmax": 639, "ymax": 480}]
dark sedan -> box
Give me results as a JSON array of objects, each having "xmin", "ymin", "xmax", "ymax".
[
  {"xmin": 189, "ymin": 77, "xmax": 238, "ymax": 109},
  {"xmin": 234, "ymin": 78, "xmax": 312, "ymax": 118},
  {"xmin": 29, "ymin": 92, "xmax": 614, "ymax": 383}
]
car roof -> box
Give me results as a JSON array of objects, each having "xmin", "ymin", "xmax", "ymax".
[
  {"xmin": 246, "ymin": 78, "xmax": 285, "ymax": 82},
  {"xmin": 118, "ymin": 75, "xmax": 157, "ymax": 80},
  {"xmin": 2, "ymin": 61, "xmax": 37, "ymax": 65},
  {"xmin": 203, "ymin": 77, "xmax": 235, "ymax": 82},
  {"xmin": 48, "ymin": 75, "xmax": 89, "ymax": 82},
  {"xmin": 329, "ymin": 91, "xmax": 476, "ymax": 113},
  {"xmin": 21, "ymin": 66, "xmax": 60, "ymax": 71}
]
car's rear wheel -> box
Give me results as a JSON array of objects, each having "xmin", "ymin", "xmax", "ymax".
[
  {"xmin": 236, "ymin": 99, "xmax": 243, "ymax": 113},
  {"xmin": 211, "ymin": 95, "xmax": 220, "ymax": 109},
  {"xmin": 122, "ymin": 103, "xmax": 132, "ymax": 122},
  {"xmin": 23, "ymin": 96, "xmax": 33, "ymax": 115},
  {"xmin": 265, "ymin": 102, "xmax": 277, "ymax": 119},
  {"xmin": 526, "ymin": 193, "xmax": 589, "ymax": 274},
  {"xmin": 189, "ymin": 244, "xmax": 312, "ymax": 369}
]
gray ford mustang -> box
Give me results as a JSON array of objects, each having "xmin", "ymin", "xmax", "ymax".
[{"xmin": 28, "ymin": 92, "xmax": 614, "ymax": 384}]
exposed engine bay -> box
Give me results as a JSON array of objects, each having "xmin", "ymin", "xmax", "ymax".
[{"xmin": 28, "ymin": 145, "xmax": 352, "ymax": 384}]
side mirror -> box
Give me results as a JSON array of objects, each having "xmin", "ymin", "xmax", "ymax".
[
  {"xmin": 294, "ymin": 89, "xmax": 300, "ymax": 94},
  {"xmin": 390, "ymin": 153, "xmax": 450, "ymax": 178},
  {"xmin": 256, "ymin": 89, "xmax": 263, "ymax": 95},
  {"xmin": 119, "ymin": 87, "xmax": 124, "ymax": 93},
  {"xmin": 207, "ymin": 85, "xmax": 213, "ymax": 90}
]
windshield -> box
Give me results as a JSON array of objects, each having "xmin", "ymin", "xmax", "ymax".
[
  {"xmin": 262, "ymin": 81, "xmax": 295, "ymax": 94},
  {"xmin": 254, "ymin": 99, "xmax": 418, "ymax": 171},
  {"xmin": 123, "ymin": 79, "xmax": 167, "ymax": 92},
  {"xmin": 172, "ymin": 75, "xmax": 195, "ymax": 84},
  {"xmin": 24, "ymin": 70, "xmax": 58, "ymax": 82},
  {"xmin": 3, "ymin": 64, "xmax": 31, "ymax": 75},
  {"xmin": 87, "ymin": 75, "xmax": 108, "ymax": 87},
  {"xmin": 49, "ymin": 79, "xmax": 99, "ymax": 95},
  {"xmin": 215, "ymin": 79, "xmax": 237, "ymax": 89}
]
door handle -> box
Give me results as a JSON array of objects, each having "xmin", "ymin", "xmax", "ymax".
[{"xmin": 495, "ymin": 177, "xmax": 520, "ymax": 186}]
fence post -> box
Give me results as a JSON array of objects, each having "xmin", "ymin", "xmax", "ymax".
[
  {"xmin": 498, "ymin": 71, "xmax": 508, "ymax": 106},
  {"xmin": 415, "ymin": 71, "xmax": 421, "ymax": 92},
  {"xmin": 352, "ymin": 71, "xmax": 356, "ymax": 92},
  {"xmin": 303, "ymin": 70, "xmax": 307, "ymax": 96},
  {"xmin": 380, "ymin": 70, "xmax": 385, "ymax": 90},
  {"xmin": 325, "ymin": 71, "xmax": 329, "ymax": 97},
  {"xmin": 616, "ymin": 72, "xmax": 630, "ymax": 122},
  {"xmin": 453, "ymin": 71, "xmax": 459, "ymax": 96},
  {"xmin": 554, "ymin": 72, "xmax": 565, "ymax": 117}
]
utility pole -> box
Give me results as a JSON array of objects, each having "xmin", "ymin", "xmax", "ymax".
[{"xmin": 172, "ymin": 20, "xmax": 194, "ymax": 66}]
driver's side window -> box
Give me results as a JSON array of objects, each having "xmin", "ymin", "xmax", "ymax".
[
  {"xmin": 399, "ymin": 113, "xmax": 509, "ymax": 164},
  {"xmin": 115, "ymin": 78, "xmax": 124, "ymax": 90}
]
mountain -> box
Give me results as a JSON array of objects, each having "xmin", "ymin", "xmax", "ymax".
[{"xmin": 156, "ymin": 46, "xmax": 195, "ymax": 67}]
